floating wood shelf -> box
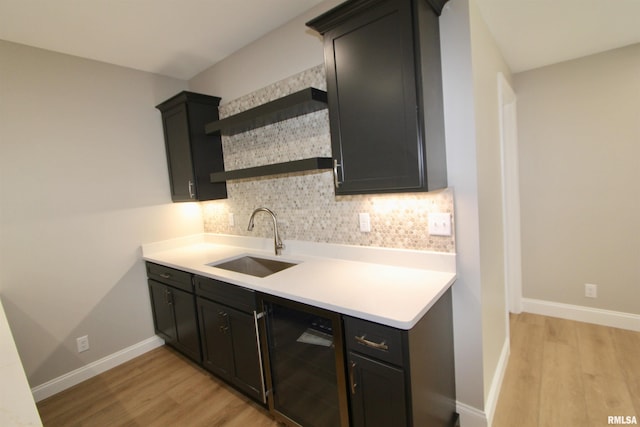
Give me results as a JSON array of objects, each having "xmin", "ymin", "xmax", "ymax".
[
  {"xmin": 210, "ymin": 157, "xmax": 333, "ymax": 183},
  {"xmin": 205, "ymin": 88, "xmax": 328, "ymax": 136}
]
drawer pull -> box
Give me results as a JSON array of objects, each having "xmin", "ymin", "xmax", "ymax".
[
  {"xmin": 159, "ymin": 273, "xmax": 171, "ymax": 279},
  {"xmin": 355, "ymin": 335, "xmax": 389, "ymax": 351}
]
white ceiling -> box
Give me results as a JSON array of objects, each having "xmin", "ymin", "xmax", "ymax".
[
  {"xmin": 0, "ymin": 0, "xmax": 325, "ymax": 80},
  {"xmin": 474, "ymin": 0, "xmax": 640, "ymax": 73},
  {"xmin": 1, "ymin": 0, "xmax": 639, "ymax": 79}
]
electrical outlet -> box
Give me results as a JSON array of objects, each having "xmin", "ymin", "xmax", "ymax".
[
  {"xmin": 359, "ymin": 213, "xmax": 371, "ymax": 232},
  {"xmin": 428, "ymin": 212, "xmax": 452, "ymax": 236},
  {"xmin": 76, "ymin": 335, "xmax": 89, "ymax": 353},
  {"xmin": 228, "ymin": 213, "xmax": 235, "ymax": 227},
  {"xmin": 585, "ymin": 283, "xmax": 598, "ymax": 298}
]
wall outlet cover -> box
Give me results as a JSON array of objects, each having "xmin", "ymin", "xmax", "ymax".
[
  {"xmin": 76, "ymin": 335, "xmax": 90, "ymax": 353},
  {"xmin": 585, "ymin": 283, "xmax": 598, "ymax": 298}
]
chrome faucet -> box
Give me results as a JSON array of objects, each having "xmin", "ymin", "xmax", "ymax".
[{"xmin": 247, "ymin": 207, "xmax": 284, "ymax": 255}]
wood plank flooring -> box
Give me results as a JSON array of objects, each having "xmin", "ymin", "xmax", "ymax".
[
  {"xmin": 37, "ymin": 314, "xmax": 639, "ymax": 426},
  {"xmin": 37, "ymin": 346, "xmax": 279, "ymax": 426},
  {"xmin": 493, "ymin": 313, "xmax": 640, "ymax": 427}
]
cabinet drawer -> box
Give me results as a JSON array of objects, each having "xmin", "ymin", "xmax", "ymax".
[
  {"xmin": 194, "ymin": 276, "xmax": 256, "ymax": 313},
  {"xmin": 146, "ymin": 262, "xmax": 193, "ymax": 292},
  {"xmin": 344, "ymin": 316, "xmax": 404, "ymax": 366}
]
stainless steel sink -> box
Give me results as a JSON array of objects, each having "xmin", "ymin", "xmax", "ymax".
[{"xmin": 208, "ymin": 255, "xmax": 298, "ymax": 278}]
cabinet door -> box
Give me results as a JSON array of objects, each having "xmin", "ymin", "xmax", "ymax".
[
  {"xmin": 149, "ymin": 280, "xmax": 201, "ymax": 362},
  {"xmin": 198, "ymin": 298, "xmax": 234, "ymax": 379},
  {"xmin": 149, "ymin": 280, "xmax": 176, "ymax": 342},
  {"xmin": 170, "ymin": 285, "xmax": 202, "ymax": 363},
  {"xmin": 324, "ymin": 0, "xmax": 423, "ymax": 194},
  {"xmin": 198, "ymin": 297, "xmax": 265, "ymax": 402},
  {"xmin": 348, "ymin": 351, "xmax": 407, "ymax": 427},
  {"xmin": 161, "ymin": 103, "xmax": 196, "ymax": 202},
  {"xmin": 227, "ymin": 306, "xmax": 264, "ymax": 401}
]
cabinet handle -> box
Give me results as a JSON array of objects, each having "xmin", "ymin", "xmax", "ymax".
[
  {"xmin": 188, "ymin": 180, "xmax": 195, "ymax": 199},
  {"xmin": 159, "ymin": 273, "xmax": 171, "ymax": 279},
  {"xmin": 333, "ymin": 159, "xmax": 342, "ymax": 188},
  {"xmin": 355, "ymin": 335, "xmax": 389, "ymax": 351},
  {"xmin": 218, "ymin": 311, "xmax": 229, "ymax": 334},
  {"xmin": 165, "ymin": 289, "xmax": 173, "ymax": 305},
  {"xmin": 349, "ymin": 360, "xmax": 357, "ymax": 395}
]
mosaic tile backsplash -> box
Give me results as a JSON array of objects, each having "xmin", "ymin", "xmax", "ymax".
[{"xmin": 201, "ymin": 65, "xmax": 455, "ymax": 253}]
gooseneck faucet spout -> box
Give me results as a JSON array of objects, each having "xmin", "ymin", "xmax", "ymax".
[{"xmin": 247, "ymin": 207, "xmax": 284, "ymax": 255}]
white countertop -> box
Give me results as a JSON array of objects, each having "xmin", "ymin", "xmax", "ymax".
[
  {"xmin": 0, "ymin": 298, "xmax": 43, "ymax": 426},
  {"xmin": 142, "ymin": 234, "xmax": 456, "ymax": 330}
]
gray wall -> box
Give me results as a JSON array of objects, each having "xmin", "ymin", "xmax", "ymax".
[
  {"xmin": 515, "ymin": 43, "xmax": 640, "ymax": 315},
  {"xmin": 440, "ymin": 0, "xmax": 512, "ymax": 422},
  {"xmin": 189, "ymin": 0, "xmax": 344, "ymax": 102},
  {"xmin": 0, "ymin": 40, "xmax": 203, "ymax": 387}
]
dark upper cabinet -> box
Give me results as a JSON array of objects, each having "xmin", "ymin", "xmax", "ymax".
[
  {"xmin": 156, "ymin": 91, "xmax": 227, "ymax": 202},
  {"xmin": 307, "ymin": 0, "xmax": 448, "ymax": 195}
]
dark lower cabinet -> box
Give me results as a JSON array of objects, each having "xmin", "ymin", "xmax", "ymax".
[
  {"xmin": 148, "ymin": 279, "xmax": 201, "ymax": 363},
  {"xmin": 195, "ymin": 276, "xmax": 266, "ymax": 404},
  {"xmin": 344, "ymin": 288, "xmax": 457, "ymax": 427},
  {"xmin": 146, "ymin": 263, "xmax": 264, "ymax": 403},
  {"xmin": 145, "ymin": 262, "xmax": 457, "ymax": 426},
  {"xmin": 348, "ymin": 352, "xmax": 407, "ymax": 427},
  {"xmin": 197, "ymin": 297, "xmax": 265, "ymax": 403}
]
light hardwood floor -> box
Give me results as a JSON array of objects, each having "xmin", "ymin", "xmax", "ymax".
[
  {"xmin": 37, "ymin": 314, "xmax": 639, "ymax": 426},
  {"xmin": 37, "ymin": 346, "xmax": 279, "ymax": 426},
  {"xmin": 493, "ymin": 313, "xmax": 640, "ymax": 427}
]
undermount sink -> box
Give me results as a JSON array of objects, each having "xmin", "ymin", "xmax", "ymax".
[{"xmin": 208, "ymin": 255, "xmax": 298, "ymax": 278}]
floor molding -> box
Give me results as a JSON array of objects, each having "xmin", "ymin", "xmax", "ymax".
[
  {"xmin": 523, "ymin": 298, "xmax": 640, "ymax": 331},
  {"xmin": 31, "ymin": 336, "xmax": 164, "ymax": 402},
  {"xmin": 456, "ymin": 401, "xmax": 488, "ymax": 427},
  {"xmin": 484, "ymin": 337, "xmax": 510, "ymax": 426}
]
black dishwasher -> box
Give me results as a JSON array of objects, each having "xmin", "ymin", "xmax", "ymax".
[{"xmin": 259, "ymin": 295, "xmax": 349, "ymax": 427}]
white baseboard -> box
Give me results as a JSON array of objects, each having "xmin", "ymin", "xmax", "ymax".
[
  {"xmin": 457, "ymin": 401, "xmax": 488, "ymax": 427},
  {"xmin": 31, "ymin": 336, "xmax": 164, "ymax": 402},
  {"xmin": 484, "ymin": 338, "xmax": 510, "ymax": 426},
  {"xmin": 522, "ymin": 298, "xmax": 640, "ymax": 332}
]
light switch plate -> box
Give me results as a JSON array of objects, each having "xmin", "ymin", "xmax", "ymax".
[
  {"xmin": 359, "ymin": 213, "xmax": 371, "ymax": 232},
  {"xmin": 429, "ymin": 212, "xmax": 452, "ymax": 236}
]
